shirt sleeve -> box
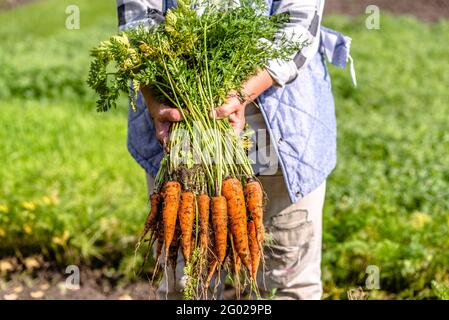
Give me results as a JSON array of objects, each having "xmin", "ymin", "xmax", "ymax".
[
  {"xmin": 266, "ymin": 0, "xmax": 325, "ymax": 87},
  {"xmin": 116, "ymin": 0, "xmax": 164, "ymax": 31}
]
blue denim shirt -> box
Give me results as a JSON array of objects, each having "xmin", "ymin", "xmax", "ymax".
[{"xmin": 126, "ymin": 2, "xmax": 353, "ymax": 203}]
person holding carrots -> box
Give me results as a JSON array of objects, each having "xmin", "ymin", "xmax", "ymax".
[{"xmin": 117, "ymin": 0, "xmax": 353, "ymax": 300}]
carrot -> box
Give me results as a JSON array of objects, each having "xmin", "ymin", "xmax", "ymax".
[
  {"xmin": 198, "ymin": 194, "xmax": 210, "ymax": 255},
  {"xmin": 162, "ymin": 181, "xmax": 181, "ymax": 255},
  {"xmin": 229, "ymin": 233, "xmax": 241, "ymax": 275},
  {"xmin": 245, "ymin": 179, "xmax": 264, "ymax": 243},
  {"xmin": 211, "ymin": 196, "xmax": 227, "ymax": 264},
  {"xmin": 152, "ymin": 217, "xmax": 164, "ymax": 262},
  {"xmin": 168, "ymin": 223, "xmax": 181, "ymax": 291},
  {"xmin": 178, "ymin": 191, "xmax": 195, "ymax": 262},
  {"xmin": 138, "ymin": 192, "xmax": 161, "ymax": 242},
  {"xmin": 247, "ymin": 220, "xmax": 260, "ymax": 279},
  {"xmin": 204, "ymin": 259, "xmax": 218, "ymax": 291},
  {"xmin": 229, "ymin": 233, "xmax": 241, "ymax": 299},
  {"xmin": 222, "ymin": 178, "xmax": 251, "ymax": 272},
  {"xmin": 169, "ymin": 223, "xmax": 180, "ymax": 267}
]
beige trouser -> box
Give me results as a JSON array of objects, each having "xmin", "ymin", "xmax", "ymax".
[
  {"xmin": 146, "ymin": 173, "xmax": 326, "ymax": 300},
  {"xmin": 147, "ymin": 103, "xmax": 326, "ymax": 300}
]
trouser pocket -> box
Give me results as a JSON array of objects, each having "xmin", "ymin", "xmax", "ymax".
[{"xmin": 265, "ymin": 208, "xmax": 314, "ymax": 287}]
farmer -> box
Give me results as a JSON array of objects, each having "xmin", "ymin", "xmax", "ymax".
[{"xmin": 117, "ymin": 0, "xmax": 353, "ymax": 300}]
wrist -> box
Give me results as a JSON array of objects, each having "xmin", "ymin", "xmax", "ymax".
[
  {"xmin": 238, "ymin": 69, "xmax": 275, "ymax": 105},
  {"xmin": 237, "ymin": 90, "xmax": 254, "ymax": 106},
  {"xmin": 226, "ymin": 91, "xmax": 250, "ymax": 107}
]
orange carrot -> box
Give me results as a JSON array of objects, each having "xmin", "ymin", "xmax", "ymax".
[
  {"xmin": 222, "ymin": 178, "xmax": 251, "ymax": 272},
  {"xmin": 178, "ymin": 191, "xmax": 195, "ymax": 262},
  {"xmin": 168, "ymin": 224, "xmax": 180, "ymax": 266},
  {"xmin": 138, "ymin": 192, "xmax": 161, "ymax": 242},
  {"xmin": 162, "ymin": 181, "xmax": 181, "ymax": 255},
  {"xmin": 168, "ymin": 223, "xmax": 181, "ymax": 291},
  {"xmin": 245, "ymin": 179, "xmax": 264, "ymax": 243},
  {"xmin": 247, "ymin": 220, "xmax": 260, "ymax": 279},
  {"xmin": 211, "ymin": 196, "xmax": 228, "ymax": 264},
  {"xmin": 198, "ymin": 194, "xmax": 210, "ymax": 255},
  {"xmin": 151, "ymin": 218, "xmax": 165, "ymax": 281},
  {"xmin": 229, "ymin": 232, "xmax": 242, "ymax": 299},
  {"xmin": 229, "ymin": 233, "xmax": 241, "ymax": 275}
]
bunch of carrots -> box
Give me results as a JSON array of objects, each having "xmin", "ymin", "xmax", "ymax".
[
  {"xmin": 138, "ymin": 175, "xmax": 265, "ymax": 298},
  {"xmin": 87, "ymin": 0, "xmax": 302, "ymax": 299}
]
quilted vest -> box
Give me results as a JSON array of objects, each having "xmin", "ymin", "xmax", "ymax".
[{"xmin": 127, "ymin": 0, "xmax": 353, "ymax": 203}]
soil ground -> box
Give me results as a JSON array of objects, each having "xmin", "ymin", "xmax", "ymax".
[
  {"xmin": 0, "ymin": 257, "xmax": 237, "ymax": 300},
  {"xmin": 1, "ymin": 0, "xmax": 448, "ymax": 300},
  {"xmin": 1, "ymin": 269, "xmax": 155, "ymax": 300},
  {"xmin": 2, "ymin": 0, "xmax": 449, "ymax": 21}
]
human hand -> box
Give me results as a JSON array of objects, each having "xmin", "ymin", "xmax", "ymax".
[
  {"xmin": 141, "ymin": 87, "xmax": 183, "ymax": 146},
  {"xmin": 210, "ymin": 70, "xmax": 275, "ymax": 135},
  {"xmin": 210, "ymin": 93, "xmax": 247, "ymax": 135}
]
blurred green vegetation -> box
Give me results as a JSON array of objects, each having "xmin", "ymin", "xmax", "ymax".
[
  {"xmin": 0, "ymin": 0, "xmax": 145, "ymax": 275},
  {"xmin": 322, "ymin": 15, "xmax": 449, "ymax": 299},
  {"xmin": 0, "ymin": 0, "xmax": 117, "ymax": 102},
  {"xmin": 0, "ymin": 1, "xmax": 448, "ymax": 299}
]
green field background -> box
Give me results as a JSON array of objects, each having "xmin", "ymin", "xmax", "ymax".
[{"xmin": 1, "ymin": 0, "xmax": 448, "ymax": 299}]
